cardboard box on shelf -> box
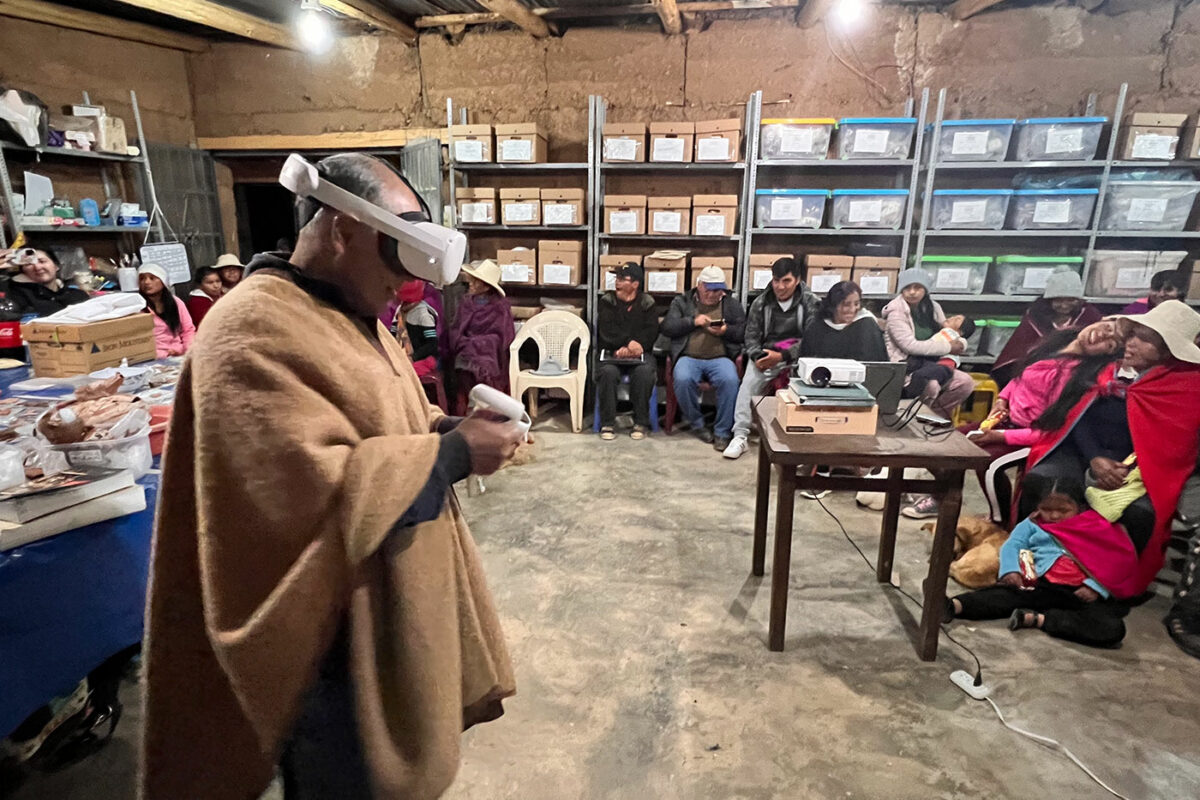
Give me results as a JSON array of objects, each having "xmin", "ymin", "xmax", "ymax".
[
  {"xmin": 691, "ymin": 256, "xmax": 735, "ymax": 289},
  {"xmin": 456, "ymin": 186, "xmax": 497, "ymax": 225},
  {"xmin": 497, "ymin": 247, "xmax": 537, "ymax": 285},
  {"xmin": 649, "ymin": 122, "xmax": 695, "ymax": 163},
  {"xmin": 450, "ymin": 124, "xmax": 493, "ymax": 163},
  {"xmin": 647, "ymin": 196, "xmax": 691, "ymax": 236},
  {"xmin": 804, "ymin": 255, "xmax": 853, "ymax": 293},
  {"xmin": 21, "ymin": 315, "xmax": 155, "ymax": 377},
  {"xmin": 694, "ymin": 118, "xmax": 742, "ymax": 162},
  {"xmin": 1120, "ymin": 112, "xmax": 1189, "ymax": 160},
  {"xmin": 537, "ymin": 240, "xmax": 584, "ymax": 286},
  {"xmin": 604, "ymin": 194, "xmax": 647, "ymax": 235},
  {"xmin": 494, "ymin": 122, "xmax": 548, "ymax": 163},
  {"xmin": 852, "ymin": 256, "xmax": 901, "ymax": 295},
  {"xmin": 602, "ymin": 122, "xmax": 647, "ymax": 163},
  {"xmin": 692, "ymin": 194, "xmax": 739, "ymax": 236},
  {"xmin": 776, "ymin": 389, "xmax": 878, "ymax": 435},
  {"xmin": 600, "ymin": 253, "xmax": 642, "ymax": 291},
  {"xmin": 644, "ymin": 250, "xmax": 688, "ymax": 294},
  {"xmin": 97, "ymin": 115, "xmax": 128, "ymax": 154},
  {"xmin": 542, "ymin": 188, "xmax": 586, "ymax": 226},
  {"xmin": 500, "ymin": 187, "xmax": 541, "ymax": 226},
  {"xmin": 748, "ymin": 252, "xmax": 791, "ymax": 292}
]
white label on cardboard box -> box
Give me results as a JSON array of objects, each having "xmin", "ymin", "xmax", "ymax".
[
  {"xmin": 454, "ymin": 140, "xmax": 484, "ymax": 162},
  {"xmin": 810, "ymin": 273, "xmax": 841, "ymax": 293},
  {"xmin": 780, "ymin": 127, "xmax": 815, "ymax": 154},
  {"xmin": 1115, "ymin": 266, "xmax": 1155, "ymax": 290},
  {"xmin": 608, "ymin": 210, "xmax": 639, "ymax": 233},
  {"xmin": 604, "ymin": 137, "xmax": 638, "ymax": 161},
  {"xmin": 1021, "ymin": 267, "xmax": 1055, "ymax": 290},
  {"xmin": 695, "ymin": 214, "xmax": 728, "ymax": 236},
  {"xmin": 950, "ymin": 199, "xmax": 988, "ymax": 225},
  {"xmin": 500, "ymin": 138, "xmax": 533, "ymax": 161},
  {"xmin": 1127, "ymin": 197, "xmax": 1169, "ymax": 223},
  {"xmin": 1044, "ymin": 127, "xmax": 1083, "ymax": 154},
  {"xmin": 652, "ymin": 137, "xmax": 686, "ymax": 162},
  {"xmin": 752, "ymin": 269, "xmax": 772, "ymax": 290},
  {"xmin": 696, "ymin": 137, "xmax": 730, "ymax": 161},
  {"xmin": 847, "ymin": 199, "xmax": 883, "ymax": 223},
  {"xmin": 460, "ymin": 202, "xmax": 493, "ymax": 224},
  {"xmin": 501, "ymin": 262, "xmax": 532, "ymax": 283},
  {"xmin": 544, "ymin": 204, "xmax": 577, "ymax": 225},
  {"xmin": 1131, "ymin": 133, "xmax": 1177, "ymax": 160},
  {"xmin": 504, "ymin": 202, "xmax": 537, "ymax": 223},
  {"xmin": 543, "ymin": 263, "xmax": 573, "ymax": 285},
  {"xmin": 852, "ymin": 129, "xmax": 889, "ymax": 154},
  {"xmin": 605, "ymin": 271, "xmax": 617, "ymax": 290},
  {"xmin": 935, "ymin": 267, "xmax": 971, "ymax": 290},
  {"xmin": 951, "ymin": 131, "xmax": 989, "ymax": 156},
  {"xmin": 652, "ymin": 210, "xmax": 682, "ymax": 233},
  {"xmin": 859, "ymin": 274, "xmax": 891, "ymax": 295},
  {"xmin": 647, "ymin": 271, "xmax": 680, "ymax": 293},
  {"xmin": 1033, "ymin": 199, "xmax": 1072, "ymax": 224},
  {"xmin": 770, "ymin": 197, "xmax": 805, "ymax": 221}
]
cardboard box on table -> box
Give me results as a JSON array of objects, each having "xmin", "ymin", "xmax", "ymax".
[
  {"xmin": 497, "ymin": 247, "xmax": 537, "ymax": 285},
  {"xmin": 851, "ymin": 256, "xmax": 902, "ymax": 295},
  {"xmin": 22, "ymin": 315, "xmax": 156, "ymax": 377},
  {"xmin": 604, "ymin": 194, "xmax": 647, "ymax": 235},
  {"xmin": 694, "ymin": 118, "xmax": 742, "ymax": 163},
  {"xmin": 600, "ymin": 253, "xmax": 641, "ymax": 291},
  {"xmin": 748, "ymin": 253, "xmax": 792, "ymax": 292},
  {"xmin": 538, "ymin": 240, "xmax": 584, "ymax": 287},
  {"xmin": 494, "ymin": 122, "xmax": 548, "ymax": 163},
  {"xmin": 649, "ymin": 122, "xmax": 694, "ymax": 163},
  {"xmin": 692, "ymin": 194, "xmax": 738, "ymax": 236},
  {"xmin": 456, "ymin": 186, "xmax": 496, "ymax": 225},
  {"xmin": 644, "ymin": 251, "xmax": 688, "ymax": 294},
  {"xmin": 775, "ymin": 389, "xmax": 879, "ymax": 435},
  {"xmin": 500, "ymin": 187, "xmax": 541, "ymax": 226},
  {"xmin": 648, "ymin": 196, "xmax": 691, "ymax": 236},
  {"xmin": 602, "ymin": 122, "xmax": 647, "ymax": 163},
  {"xmin": 450, "ymin": 124, "xmax": 493, "ymax": 163},
  {"xmin": 691, "ymin": 256, "xmax": 735, "ymax": 289},
  {"xmin": 542, "ymin": 188, "xmax": 586, "ymax": 226}
]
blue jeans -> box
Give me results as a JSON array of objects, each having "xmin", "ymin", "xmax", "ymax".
[{"xmin": 673, "ymin": 356, "xmax": 740, "ymax": 439}]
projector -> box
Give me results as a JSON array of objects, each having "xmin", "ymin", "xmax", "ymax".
[{"xmin": 794, "ymin": 358, "xmax": 866, "ymax": 388}]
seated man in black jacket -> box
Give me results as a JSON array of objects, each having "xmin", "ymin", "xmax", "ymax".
[
  {"xmin": 660, "ymin": 265, "xmax": 746, "ymax": 449},
  {"xmin": 595, "ymin": 262, "xmax": 660, "ymax": 440}
]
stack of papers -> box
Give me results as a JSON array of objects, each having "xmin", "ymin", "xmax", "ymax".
[
  {"xmin": 786, "ymin": 380, "xmax": 876, "ymax": 408},
  {"xmin": 0, "ymin": 467, "xmax": 144, "ymax": 551}
]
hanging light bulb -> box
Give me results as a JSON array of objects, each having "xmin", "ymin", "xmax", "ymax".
[
  {"xmin": 831, "ymin": 0, "xmax": 869, "ymax": 29},
  {"xmin": 297, "ymin": 0, "xmax": 334, "ymax": 54}
]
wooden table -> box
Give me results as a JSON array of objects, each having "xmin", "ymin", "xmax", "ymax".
[{"xmin": 751, "ymin": 396, "xmax": 990, "ymax": 661}]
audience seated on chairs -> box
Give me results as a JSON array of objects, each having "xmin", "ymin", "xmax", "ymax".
[
  {"xmin": 722, "ymin": 257, "xmax": 818, "ymax": 460},
  {"xmin": 448, "ymin": 259, "xmax": 515, "ymax": 412},
  {"xmin": 991, "ymin": 269, "xmax": 1103, "ymax": 387},
  {"xmin": 594, "ymin": 262, "xmax": 660, "ymax": 441},
  {"xmin": 186, "ymin": 266, "xmax": 224, "ymax": 329},
  {"xmin": 661, "ymin": 265, "xmax": 745, "ymax": 449},
  {"xmin": 1120, "ymin": 269, "xmax": 1188, "ymax": 315},
  {"xmin": 799, "ymin": 280, "xmax": 887, "ymax": 362}
]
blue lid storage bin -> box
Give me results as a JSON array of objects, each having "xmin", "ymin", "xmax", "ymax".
[
  {"xmin": 754, "ymin": 188, "xmax": 829, "ymax": 228},
  {"xmin": 1099, "ymin": 181, "xmax": 1200, "ymax": 231},
  {"xmin": 930, "ymin": 189, "xmax": 1013, "ymax": 230},
  {"xmin": 837, "ymin": 117, "xmax": 917, "ymax": 160},
  {"xmin": 1013, "ymin": 116, "xmax": 1107, "ymax": 161},
  {"xmin": 932, "ymin": 119, "xmax": 1016, "ymax": 162},
  {"xmin": 1007, "ymin": 188, "xmax": 1098, "ymax": 230},
  {"xmin": 830, "ymin": 189, "xmax": 909, "ymax": 229}
]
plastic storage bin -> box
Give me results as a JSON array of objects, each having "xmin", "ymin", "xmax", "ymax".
[
  {"xmin": 44, "ymin": 429, "xmax": 153, "ymax": 478},
  {"xmin": 759, "ymin": 118, "xmax": 836, "ymax": 160},
  {"xmin": 1013, "ymin": 117, "xmax": 1106, "ymax": 161},
  {"xmin": 962, "ymin": 321, "xmax": 982, "ymax": 356},
  {"xmin": 989, "ymin": 255, "xmax": 1083, "ymax": 295},
  {"xmin": 830, "ymin": 189, "xmax": 909, "ymax": 229},
  {"xmin": 837, "ymin": 117, "xmax": 917, "ymax": 160},
  {"xmin": 918, "ymin": 255, "xmax": 990, "ymax": 295},
  {"xmin": 1086, "ymin": 249, "xmax": 1189, "ymax": 296},
  {"xmin": 981, "ymin": 319, "xmax": 1021, "ymax": 357},
  {"xmin": 932, "ymin": 119, "xmax": 1016, "ymax": 162},
  {"xmin": 755, "ymin": 189, "xmax": 828, "ymax": 228},
  {"xmin": 1100, "ymin": 181, "xmax": 1200, "ymax": 231},
  {"xmin": 1008, "ymin": 188, "xmax": 1098, "ymax": 230},
  {"xmin": 930, "ymin": 189, "xmax": 1013, "ymax": 230}
]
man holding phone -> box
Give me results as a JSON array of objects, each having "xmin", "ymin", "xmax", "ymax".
[{"xmin": 723, "ymin": 256, "xmax": 818, "ymax": 460}]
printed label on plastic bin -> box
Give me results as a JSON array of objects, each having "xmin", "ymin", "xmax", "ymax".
[
  {"xmin": 770, "ymin": 197, "xmax": 806, "ymax": 221},
  {"xmin": 695, "ymin": 214, "xmax": 728, "ymax": 236},
  {"xmin": 454, "ymin": 140, "xmax": 484, "ymax": 162},
  {"xmin": 500, "ymin": 139, "xmax": 533, "ymax": 161},
  {"xmin": 810, "ymin": 273, "xmax": 841, "ymax": 293},
  {"xmin": 859, "ymin": 275, "xmax": 891, "ymax": 295},
  {"xmin": 1033, "ymin": 199, "xmax": 1072, "ymax": 225},
  {"xmin": 847, "ymin": 199, "xmax": 883, "ymax": 223},
  {"xmin": 652, "ymin": 137, "xmax": 686, "ymax": 162},
  {"xmin": 852, "ymin": 129, "xmax": 889, "ymax": 154},
  {"xmin": 460, "ymin": 202, "xmax": 493, "ymax": 224},
  {"xmin": 697, "ymin": 137, "xmax": 730, "ymax": 161},
  {"xmin": 543, "ymin": 263, "xmax": 573, "ymax": 285},
  {"xmin": 647, "ymin": 271, "xmax": 680, "ymax": 293},
  {"xmin": 1131, "ymin": 133, "xmax": 1177, "ymax": 160},
  {"xmin": 544, "ymin": 203, "xmax": 577, "ymax": 225},
  {"xmin": 1115, "ymin": 266, "xmax": 1155, "ymax": 290},
  {"xmin": 604, "ymin": 137, "xmax": 638, "ymax": 161},
  {"xmin": 950, "ymin": 199, "xmax": 988, "ymax": 225},
  {"xmin": 780, "ymin": 127, "xmax": 815, "ymax": 154},
  {"xmin": 504, "ymin": 202, "xmax": 537, "ymax": 223},
  {"xmin": 608, "ymin": 210, "xmax": 639, "ymax": 233},
  {"xmin": 652, "ymin": 211, "xmax": 682, "ymax": 233},
  {"xmin": 951, "ymin": 131, "xmax": 989, "ymax": 156},
  {"xmin": 1022, "ymin": 267, "xmax": 1055, "ymax": 290},
  {"xmin": 501, "ymin": 262, "xmax": 532, "ymax": 283},
  {"xmin": 935, "ymin": 267, "xmax": 971, "ymax": 290},
  {"xmin": 1044, "ymin": 127, "xmax": 1083, "ymax": 155},
  {"xmin": 752, "ymin": 269, "xmax": 772, "ymax": 290},
  {"xmin": 1127, "ymin": 197, "xmax": 1169, "ymax": 223}
]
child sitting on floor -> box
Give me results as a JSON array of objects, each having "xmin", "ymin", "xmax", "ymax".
[{"xmin": 944, "ymin": 475, "xmax": 1132, "ymax": 649}]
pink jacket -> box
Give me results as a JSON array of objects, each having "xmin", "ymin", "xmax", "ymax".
[
  {"xmin": 150, "ymin": 295, "xmax": 196, "ymax": 358},
  {"xmin": 881, "ymin": 295, "xmax": 950, "ymax": 363},
  {"xmin": 998, "ymin": 357, "xmax": 1079, "ymax": 447}
]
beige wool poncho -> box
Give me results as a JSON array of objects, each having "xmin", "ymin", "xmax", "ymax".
[{"xmin": 140, "ymin": 270, "xmax": 514, "ymax": 799}]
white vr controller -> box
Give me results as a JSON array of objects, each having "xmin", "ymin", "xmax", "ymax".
[
  {"xmin": 278, "ymin": 153, "xmax": 467, "ymax": 287},
  {"xmin": 468, "ymin": 384, "xmax": 531, "ymax": 438}
]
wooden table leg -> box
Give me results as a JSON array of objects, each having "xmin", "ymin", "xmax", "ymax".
[
  {"xmin": 876, "ymin": 467, "xmax": 904, "ymax": 584},
  {"xmin": 919, "ymin": 471, "xmax": 965, "ymax": 661},
  {"xmin": 752, "ymin": 440, "xmax": 772, "ymax": 577},
  {"xmin": 768, "ymin": 464, "xmax": 798, "ymax": 651}
]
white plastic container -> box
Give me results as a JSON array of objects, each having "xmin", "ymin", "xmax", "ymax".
[
  {"xmin": 759, "ymin": 118, "xmax": 836, "ymax": 160},
  {"xmin": 981, "ymin": 319, "xmax": 1021, "ymax": 356},
  {"xmin": 837, "ymin": 117, "xmax": 917, "ymax": 160},
  {"xmin": 830, "ymin": 189, "xmax": 909, "ymax": 229},
  {"xmin": 42, "ymin": 429, "xmax": 153, "ymax": 479},
  {"xmin": 918, "ymin": 255, "xmax": 991, "ymax": 295},
  {"xmin": 930, "ymin": 189, "xmax": 1013, "ymax": 230},
  {"xmin": 1008, "ymin": 188, "xmax": 1098, "ymax": 230},
  {"xmin": 1086, "ymin": 249, "xmax": 1188, "ymax": 297},
  {"xmin": 989, "ymin": 256, "xmax": 1083, "ymax": 295},
  {"xmin": 754, "ymin": 189, "xmax": 829, "ymax": 228},
  {"xmin": 1099, "ymin": 181, "xmax": 1200, "ymax": 231},
  {"xmin": 1013, "ymin": 117, "xmax": 1106, "ymax": 161},
  {"xmin": 932, "ymin": 119, "xmax": 1016, "ymax": 162}
]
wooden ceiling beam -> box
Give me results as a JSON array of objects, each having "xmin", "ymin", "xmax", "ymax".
[
  {"xmin": 0, "ymin": 0, "xmax": 209, "ymax": 52},
  {"xmin": 109, "ymin": 0, "xmax": 300, "ymax": 49},
  {"xmin": 653, "ymin": 0, "xmax": 683, "ymax": 34},
  {"xmin": 318, "ymin": 0, "xmax": 417, "ymax": 43},
  {"xmin": 475, "ymin": 0, "xmax": 556, "ymax": 37},
  {"xmin": 414, "ymin": 2, "xmax": 804, "ymax": 29},
  {"xmin": 197, "ymin": 128, "xmax": 449, "ymax": 152},
  {"xmin": 947, "ymin": 0, "xmax": 1006, "ymax": 20}
]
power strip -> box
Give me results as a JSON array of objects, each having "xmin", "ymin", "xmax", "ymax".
[{"xmin": 950, "ymin": 669, "xmax": 991, "ymax": 700}]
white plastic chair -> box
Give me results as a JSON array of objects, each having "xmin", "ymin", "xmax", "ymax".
[{"xmin": 509, "ymin": 310, "xmax": 590, "ymax": 433}]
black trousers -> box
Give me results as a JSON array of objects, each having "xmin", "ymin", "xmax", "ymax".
[
  {"xmin": 595, "ymin": 356, "xmax": 657, "ymax": 428},
  {"xmin": 901, "ymin": 361, "xmax": 954, "ymax": 399},
  {"xmin": 955, "ymin": 578, "xmax": 1127, "ymax": 648}
]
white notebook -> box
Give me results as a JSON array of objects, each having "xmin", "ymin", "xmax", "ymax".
[{"xmin": 0, "ymin": 485, "xmax": 147, "ymax": 552}]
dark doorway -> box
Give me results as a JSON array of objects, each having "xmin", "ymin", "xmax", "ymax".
[{"xmin": 234, "ymin": 183, "xmax": 295, "ymax": 261}]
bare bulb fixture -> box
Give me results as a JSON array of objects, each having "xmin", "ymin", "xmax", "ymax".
[
  {"xmin": 297, "ymin": 1, "xmax": 334, "ymax": 54},
  {"xmin": 831, "ymin": 0, "xmax": 869, "ymax": 29}
]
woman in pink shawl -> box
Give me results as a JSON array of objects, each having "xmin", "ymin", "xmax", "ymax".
[{"xmin": 449, "ymin": 259, "xmax": 515, "ymax": 413}]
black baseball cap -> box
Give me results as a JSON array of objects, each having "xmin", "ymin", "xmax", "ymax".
[{"xmin": 616, "ymin": 262, "xmax": 644, "ymax": 285}]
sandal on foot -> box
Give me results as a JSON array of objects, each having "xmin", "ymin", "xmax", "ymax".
[
  {"xmin": 630, "ymin": 425, "xmax": 646, "ymax": 440},
  {"xmin": 600, "ymin": 427, "xmax": 616, "ymax": 441},
  {"xmin": 1008, "ymin": 608, "xmax": 1039, "ymax": 631}
]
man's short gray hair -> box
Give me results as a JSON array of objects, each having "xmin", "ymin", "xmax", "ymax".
[{"xmin": 315, "ymin": 153, "xmax": 389, "ymax": 205}]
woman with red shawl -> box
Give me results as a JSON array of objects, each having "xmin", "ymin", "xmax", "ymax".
[
  {"xmin": 448, "ymin": 259, "xmax": 515, "ymax": 414},
  {"xmin": 989, "ymin": 270, "xmax": 1102, "ymax": 387}
]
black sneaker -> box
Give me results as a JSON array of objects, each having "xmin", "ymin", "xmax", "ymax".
[
  {"xmin": 714, "ymin": 436, "xmax": 731, "ymax": 452},
  {"xmin": 694, "ymin": 428, "xmax": 715, "ymax": 444}
]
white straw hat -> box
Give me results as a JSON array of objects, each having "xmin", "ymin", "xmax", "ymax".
[
  {"xmin": 1120, "ymin": 299, "xmax": 1200, "ymax": 364},
  {"xmin": 461, "ymin": 259, "xmax": 505, "ymax": 297},
  {"xmin": 213, "ymin": 253, "xmax": 243, "ymax": 269}
]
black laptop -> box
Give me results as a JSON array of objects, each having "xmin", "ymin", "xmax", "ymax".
[{"xmin": 862, "ymin": 361, "xmax": 906, "ymax": 416}]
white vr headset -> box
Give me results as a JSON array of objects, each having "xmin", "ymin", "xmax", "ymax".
[{"xmin": 278, "ymin": 152, "xmax": 467, "ymax": 287}]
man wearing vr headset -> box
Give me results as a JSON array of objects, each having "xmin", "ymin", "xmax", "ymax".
[{"xmin": 142, "ymin": 153, "xmax": 518, "ymax": 800}]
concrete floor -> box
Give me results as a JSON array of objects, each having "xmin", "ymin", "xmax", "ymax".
[{"xmin": 8, "ymin": 413, "xmax": 1200, "ymax": 799}]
